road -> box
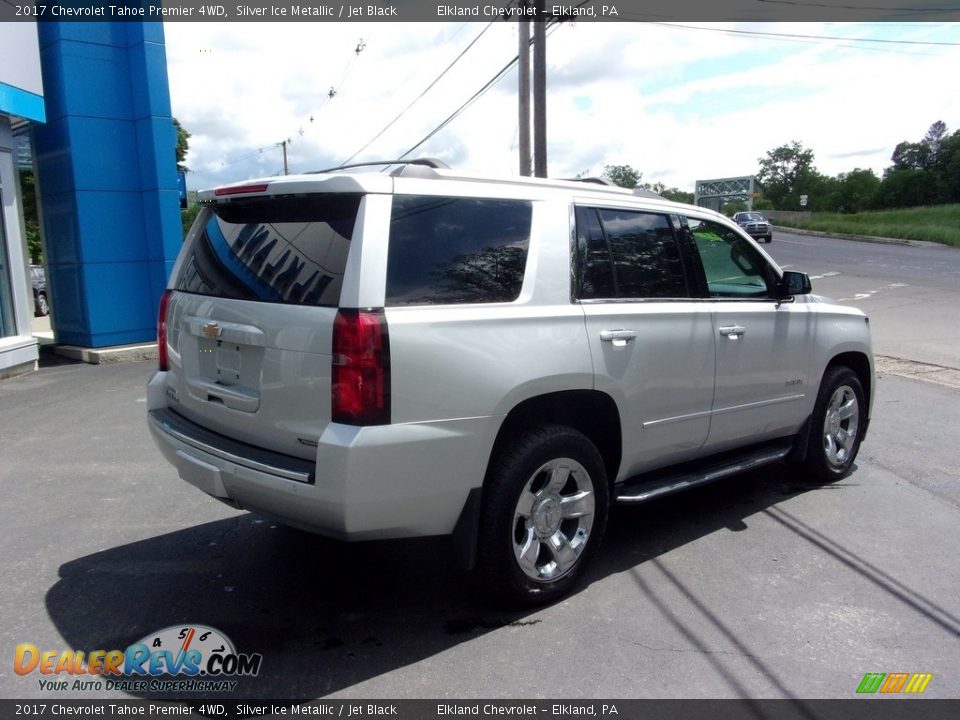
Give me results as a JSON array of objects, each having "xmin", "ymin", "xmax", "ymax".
[
  {"xmin": 1, "ymin": 233, "xmax": 958, "ymax": 704},
  {"xmin": 765, "ymin": 231, "xmax": 960, "ymax": 371}
]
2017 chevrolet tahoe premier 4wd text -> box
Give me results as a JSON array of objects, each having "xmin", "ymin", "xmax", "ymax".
[{"xmin": 148, "ymin": 161, "xmax": 873, "ymax": 604}]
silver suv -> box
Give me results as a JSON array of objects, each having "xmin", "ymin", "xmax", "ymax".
[{"xmin": 148, "ymin": 161, "xmax": 873, "ymax": 604}]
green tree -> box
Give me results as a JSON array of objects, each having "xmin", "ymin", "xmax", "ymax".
[
  {"xmin": 602, "ymin": 164, "xmax": 641, "ymax": 189},
  {"xmin": 941, "ymin": 129, "xmax": 960, "ymax": 202},
  {"xmin": 18, "ymin": 170, "xmax": 43, "ymax": 263},
  {"xmin": 598, "ymin": 166, "xmax": 693, "ymax": 203},
  {"xmin": 659, "ymin": 187, "xmax": 694, "ymax": 204},
  {"xmin": 879, "ymin": 121, "xmax": 960, "ymax": 207},
  {"xmin": 877, "ymin": 168, "xmax": 940, "ymax": 208},
  {"xmin": 721, "ymin": 201, "xmax": 748, "ymax": 216},
  {"xmin": 173, "ymin": 117, "xmax": 191, "ymax": 173},
  {"xmin": 923, "ymin": 120, "xmax": 948, "ymax": 166},
  {"xmin": 181, "ymin": 203, "xmax": 201, "ymax": 239},
  {"xmin": 173, "ymin": 117, "xmax": 195, "ymax": 237},
  {"xmin": 828, "ymin": 169, "xmax": 881, "ymax": 213},
  {"xmin": 890, "ymin": 140, "xmax": 930, "ymax": 171},
  {"xmin": 757, "ymin": 141, "xmax": 823, "ymax": 209}
]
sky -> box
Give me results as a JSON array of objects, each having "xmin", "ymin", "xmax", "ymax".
[{"xmin": 163, "ymin": 20, "xmax": 960, "ymax": 194}]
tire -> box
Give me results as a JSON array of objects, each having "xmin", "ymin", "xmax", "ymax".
[
  {"xmin": 35, "ymin": 292, "xmax": 49, "ymax": 317},
  {"xmin": 803, "ymin": 366, "xmax": 865, "ymax": 482},
  {"xmin": 475, "ymin": 425, "xmax": 609, "ymax": 606},
  {"xmin": 765, "ymin": 235, "xmax": 773, "ymax": 243}
]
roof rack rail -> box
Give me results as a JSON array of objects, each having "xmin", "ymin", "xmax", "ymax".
[
  {"xmin": 632, "ymin": 187, "xmax": 664, "ymax": 199},
  {"xmin": 563, "ymin": 177, "xmax": 619, "ymax": 187},
  {"xmin": 309, "ymin": 158, "xmax": 450, "ymax": 175},
  {"xmin": 561, "ymin": 177, "xmax": 664, "ymax": 199}
]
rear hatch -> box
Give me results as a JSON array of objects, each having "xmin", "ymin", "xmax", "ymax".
[{"xmin": 163, "ymin": 190, "xmax": 362, "ymax": 460}]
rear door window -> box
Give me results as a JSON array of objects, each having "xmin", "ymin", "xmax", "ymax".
[
  {"xmin": 175, "ymin": 194, "xmax": 361, "ymax": 306},
  {"xmin": 386, "ymin": 195, "xmax": 532, "ymax": 305},
  {"xmin": 576, "ymin": 207, "xmax": 688, "ymax": 300}
]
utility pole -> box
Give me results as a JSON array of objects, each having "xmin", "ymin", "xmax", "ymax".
[
  {"xmin": 532, "ymin": 10, "xmax": 547, "ymax": 178},
  {"xmin": 518, "ymin": 15, "xmax": 531, "ymax": 177},
  {"xmin": 280, "ymin": 140, "xmax": 289, "ymax": 175}
]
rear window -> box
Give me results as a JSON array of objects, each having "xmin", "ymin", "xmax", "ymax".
[
  {"xmin": 174, "ymin": 194, "xmax": 361, "ymax": 306},
  {"xmin": 385, "ymin": 195, "xmax": 532, "ymax": 306}
]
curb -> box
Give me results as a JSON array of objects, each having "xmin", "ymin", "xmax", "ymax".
[
  {"xmin": 53, "ymin": 342, "xmax": 157, "ymax": 365},
  {"xmin": 772, "ymin": 226, "xmax": 946, "ymax": 249}
]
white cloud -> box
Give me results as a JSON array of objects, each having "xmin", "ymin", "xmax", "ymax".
[{"xmin": 164, "ymin": 21, "xmax": 960, "ymax": 193}]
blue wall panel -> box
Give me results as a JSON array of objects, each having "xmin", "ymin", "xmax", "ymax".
[
  {"xmin": 34, "ymin": 22, "xmax": 181, "ymax": 349},
  {"xmin": 45, "ymin": 261, "xmax": 88, "ymax": 346},
  {"xmin": 74, "ymin": 192, "xmax": 148, "ymax": 264},
  {"xmin": 37, "ymin": 191, "xmax": 81, "ymax": 265},
  {"xmin": 41, "ymin": 41, "xmax": 134, "ymax": 121},
  {"xmin": 67, "ymin": 117, "xmax": 141, "ymax": 192}
]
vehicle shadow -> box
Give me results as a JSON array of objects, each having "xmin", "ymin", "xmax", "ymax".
[{"xmin": 44, "ymin": 463, "xmax": 846, "ymax": 700}]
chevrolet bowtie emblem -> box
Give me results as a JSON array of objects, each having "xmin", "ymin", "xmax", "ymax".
[{"xmin": 201, "ymin": 323, "xmax": 222, "ymax": 339}]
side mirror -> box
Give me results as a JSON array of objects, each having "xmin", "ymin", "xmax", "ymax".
[{"xmin": 778, "ymin": 270, "xmax": 812, "ymax": 298}]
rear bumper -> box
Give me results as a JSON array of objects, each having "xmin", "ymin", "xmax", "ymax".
[{"xmin": 147, "ymin": 386, "xmax": 494, "ymax": 541}]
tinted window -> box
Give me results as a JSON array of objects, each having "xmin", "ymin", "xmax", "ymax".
[
  {"xmin": 576, "ymin": 207, "xmax": 687, "ymax": 300},
  {"xmin": 576, "ymin": 207, "xmax": 617, "ymax": 299},
  {"xmin": 175, "ymin": 195, "xmax": 360, "ymax": 306},
  {"xmin": 386, "ymin": 196, "xmax": 531, "ymax": 305},
  {"xmin": 686, "ymin": 218, "xmax": 774, "ymax": 298}
]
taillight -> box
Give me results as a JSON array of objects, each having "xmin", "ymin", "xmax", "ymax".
[
  {"xmin": 332, "ymin": 309, "xmax": 391, "ymax": 425},
  {"xmin": 157, "ymin": 290, "xmax": 172, "ymax": 371}
]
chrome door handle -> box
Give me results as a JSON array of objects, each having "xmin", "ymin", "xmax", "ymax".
[
  {"xmin": 719, "ymin": 325, "xmax": 747, "ymax": 338},
  {"xmin": 600, "ymin": 329, "xmax": 637, "ymax": 347}
]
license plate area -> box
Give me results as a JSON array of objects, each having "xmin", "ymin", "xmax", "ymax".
[
  {"xmin": 214, "ymin": 341, "xmax": 242, "ymax": 382},
  {"xmin": 191, "ymin": 336, "xmax": 264, "ymax": 412}
]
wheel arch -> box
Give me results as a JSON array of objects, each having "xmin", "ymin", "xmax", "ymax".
[
  {"xmin": 792, "ymin": 350, "xmax": 873, "ymax": 462},
  {"xmin": 488, "ymin": 390, "xmax": 622, "ymax": 488},
  {"xmin": 453, "ymin": 389, "xmax": 622, "ymax": 571},
  {"xmin": 824, "ymin": 351, "xmax": 872, "ymax": 422}
]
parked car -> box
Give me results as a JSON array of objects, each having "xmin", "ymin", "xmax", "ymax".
[
  {"xmin": 30, "ymin": 265, "xmax": 49, "ymax": 316},
  {"xmin": 732, "ymin": 211, "xmax": 773, "ymax": 243},
  {"xmin": 148, "ymin": 161, "xmax": 873, "ymax": 605}
]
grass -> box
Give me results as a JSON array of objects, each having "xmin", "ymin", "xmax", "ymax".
[{"xmin": 773, "ymin": 204, "xmax": 960, "ymax": 247}]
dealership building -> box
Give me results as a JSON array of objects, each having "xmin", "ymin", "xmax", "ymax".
[{"xmin": 0, "ymin": 21, "xmax": 181, "ymax": 378}]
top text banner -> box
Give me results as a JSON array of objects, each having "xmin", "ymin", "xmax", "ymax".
[{"xmin": 4, "ymin": 0, "xmax": 960, "ymax": 22}]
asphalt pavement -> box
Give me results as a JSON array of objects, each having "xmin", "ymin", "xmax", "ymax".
[
  {"xmin": 765, "ymin": 231, "xmax": 960, "ymax": 371},
  {"xmin": 1, "ymin": 357, "xmax": 958, "ymax": 700},
  {"xmin": 2, "ymin": 232, "xmax": 959, "ymax": 702}
]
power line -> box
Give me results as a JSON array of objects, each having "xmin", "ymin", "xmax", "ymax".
[
  {"xmin": 648, "ymin": 22, "xmax": 960, "ymax": 46},
  {"xmin": 756, "ymin": 0, "xmax": 960, "ymax": 14},
  {"xmin": 399, "ymin": 57, "xmax": 519, "ymax": 160},
  {"xmin": 215, "ymin": 37, "xmax": 367, "ymax": 174},
  {"xmin": 400, "ymin": 22, "xmax": 562, "ymax": 161},
  {"xmin": 339, "ymin": 22, "xmax": 496, "ymax": 165}
]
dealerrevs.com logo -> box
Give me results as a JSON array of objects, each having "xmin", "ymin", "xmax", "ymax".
[
  {"xmin": 14, "ymin": 625, "xmax": 262, "ymax": 693},
  {"xmin": 856, "ymin": 672, "xmax": 933, "ymax": 695}
]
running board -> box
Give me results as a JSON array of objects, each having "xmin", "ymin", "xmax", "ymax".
[{"xmin": 615, "ymin": 441, "xmax": 793, "ymax": 504}]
